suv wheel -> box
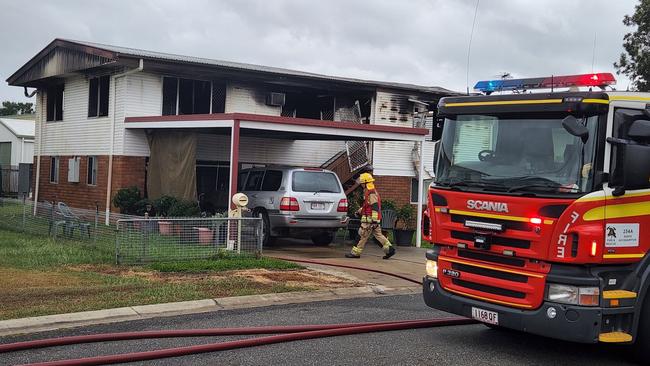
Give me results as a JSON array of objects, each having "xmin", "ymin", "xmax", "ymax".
[
  {"xmin": 255, "ymin": 210, "xmax": 275, "ymax": 247},
  {"xmin": 634, "ymin": 293, "xmax": 650, "ymax": 363},
  {"xmin": 311, "ymin": 231, "xmax": 335, "ymax": 246}
]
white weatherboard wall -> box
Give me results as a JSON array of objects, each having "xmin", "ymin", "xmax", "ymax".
[
  {"xmin": 120, "ymin": 72, "xmax": 161, "ymax": 156},
  {"xmin": 0, "ymin": 123, "xmax": 33, "ymax": 165},
  {"xmin": 197, "ymin": 134, "xmax": 344, "ymax": 167},
  {"xmin": 225, "ymin": 83, "xmax": 281, "ymax": 115},
  {"xmin": 372, "ymin": 89, "xmax": 435, "ymax": 178},
  {"xmin": 39, "ymin": 75, "xmax": 115, "ymax": 156},
  {"xmin": 35, "ymin": 72, "xmax": 351, "ymax": 168}
]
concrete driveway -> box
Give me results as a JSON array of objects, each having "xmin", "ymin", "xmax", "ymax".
[{"xmin": 264, "ymin": 239, "xmax": 428, "ymax": 290}]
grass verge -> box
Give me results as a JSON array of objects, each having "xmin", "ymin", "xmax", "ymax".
[{"xmin": 0, "ymin": 229, "xmax": 346, "ymax": 321}]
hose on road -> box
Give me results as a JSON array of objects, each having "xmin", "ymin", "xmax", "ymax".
[
  {"xmin": 17, "ymin": 318, "xmax": 476, "ymax": 366},
  {"xmin": 0, "ymin": 319, "xmax": 433, "ymax": 353}
]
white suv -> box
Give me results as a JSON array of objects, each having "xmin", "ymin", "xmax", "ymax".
[{"xmin": 239, "ymin": 166, "xmax": 348, "ymax": 246}]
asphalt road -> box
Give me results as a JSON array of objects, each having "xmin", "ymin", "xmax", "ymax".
[{"xmin": 1, "ymin": 294, "xmax": 638, "ymax": 366}]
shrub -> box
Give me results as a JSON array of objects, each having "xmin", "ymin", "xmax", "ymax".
[
  {"xmin": 168, "ymin": 199, "xmax": 201, "ymax": 217},
  {"xmin": 382, "ymin": 199, "xmax": 397, "ymax": 212},
  {"xmin": 347, "ymin": 189, "xmax": 362, "ymax": 217},
  {"xmin": 112, "ymin": 187, "xmax": 142, "ymax": 214},
  {"xmin": 396, "ymin": 204, "xmax": 415, "ymax": 229},
  {"xmin": 133, "ymin": 199, "xmax": 154, "ymax": 216},
  {"xmin": 153, "ymin": 195, "xmax": 179, "ymax": 217}
]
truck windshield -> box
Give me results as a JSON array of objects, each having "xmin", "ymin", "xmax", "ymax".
[{"xmin": 435, "ymin": 114, "xmax": 599, "ymax": 195}]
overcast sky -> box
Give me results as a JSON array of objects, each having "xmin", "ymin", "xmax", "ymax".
[{"xmin": 0, "ymin": 0, "xmax": 637, "ymax": 103}]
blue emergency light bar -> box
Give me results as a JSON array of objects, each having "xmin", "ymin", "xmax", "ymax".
[{"xmin": 474, "ymin": 73, "xmax": 616, "ymax": 93}]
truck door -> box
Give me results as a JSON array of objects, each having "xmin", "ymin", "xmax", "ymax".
[{"xmin": 604, "ymin": 104, "xmax": 650, "ymax": 261}]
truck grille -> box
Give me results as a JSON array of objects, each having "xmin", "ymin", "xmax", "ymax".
[
  {"xmin": 451, "ymin": 230, "xmax": 531, "ymax": 249},
  {"xmin": 451, "ymin": 279, "xmax": 526, "ymax": 299},
  {"xmin": 438, "ymin": 254, "xmax": 546, "ymax": 309},
  {"xmin": 458, "ymin": 249, "xmax": 525, "ymax": 267}
]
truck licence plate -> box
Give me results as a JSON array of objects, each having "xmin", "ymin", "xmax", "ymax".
[
  {"xmin": 311, "ymin": 202, "xmax": 325, "ymax": 210},
  {"xmin": 471, "ymin": 307, "xmax": 499, "ymax": 325}
]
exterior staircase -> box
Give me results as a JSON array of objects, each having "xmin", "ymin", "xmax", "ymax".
[{"xmin": 321, "ymin": 150, "xmax": 365, "ymax": 195}]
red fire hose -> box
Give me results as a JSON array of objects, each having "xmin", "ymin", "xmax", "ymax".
[
  {"xmin": 2, "ymin": 257, "xmax": 475, "ymax": 365},
  {"xmin": 16, "ymin": 318, "xmax": 476, "ymax": 366},
  {"xmin": 0, "ymin": 319, "xmax": 432, "ymax": 353},
  {"xmin": 266, "ymin": 256, "xmax": 422, "ymax": 285}
]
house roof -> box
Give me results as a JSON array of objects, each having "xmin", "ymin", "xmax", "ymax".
[
  {"xmin": 8, "ymin": 38, "xmax": 458, "ymax": 96},
  {"xmin": 0, "ymin": 118, "xmax": 35, "ymax": 139}
]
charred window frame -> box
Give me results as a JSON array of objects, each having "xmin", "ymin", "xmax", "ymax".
[
  {"xmin": 88, "ymin": 75, "xmax": 110, "ymax": 118},
  {"xmin": 162, "ymin": 77, "xmax": 215, "ymax": 115},
  {"xmin": 46, "ymin": 84, "xmax": 64, "ymax": 122}
]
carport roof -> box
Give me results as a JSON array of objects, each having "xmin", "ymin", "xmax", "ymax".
[{"xmin": 125, "ymin": 113, "xmax": 428, "ymax": 142}]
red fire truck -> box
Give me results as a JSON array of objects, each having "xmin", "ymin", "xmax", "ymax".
[{"xmin": 422, "ymin": 73, "xmax": 650, "ymax": 362}]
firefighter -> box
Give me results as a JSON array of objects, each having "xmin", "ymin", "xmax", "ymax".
[{"xmin": 345, "ymin": 173, "xmax": 396, "ymax": 259}]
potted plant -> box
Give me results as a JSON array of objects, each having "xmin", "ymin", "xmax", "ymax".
[
  {"xmin": 394, "ymin": 204, "xmax": 415, "ymax": 246},
  {"xmin": 153, "ymin": 195, "xmax": 179, "ymax": 235}
]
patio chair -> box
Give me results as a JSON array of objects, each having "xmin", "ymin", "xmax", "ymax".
[
  {"xmin": 54, "ymin": 202, "xmax": 91, "ymax": 239},
  {"xmin": 380, "ymin": 209, "xmax": 397, "ymax": 242}
]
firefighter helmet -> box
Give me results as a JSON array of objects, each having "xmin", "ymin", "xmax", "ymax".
[{"xmin": 359, "ymin": 173, "xmax": 375, "ymax": 184}]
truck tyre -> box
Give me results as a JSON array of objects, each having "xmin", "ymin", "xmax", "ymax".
[
  {"xmin": 634, "ymin": 293, "xmax": 650, "ymax": 364},
  {"xmin": 311, "ymin": 231, "xmax": 335, "ymax": 246}
]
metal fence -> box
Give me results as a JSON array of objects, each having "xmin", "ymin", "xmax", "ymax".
[
  {"xmin": 0, "ymin": 197, "xmax": 118, "ymax": 245},
  {"xmin": 0, "ymin": 197, "xmax": 263, "ymax": 264},
  {"xmin": 115, "ymin": 217, "xmax": 263, "ymax": 264}
]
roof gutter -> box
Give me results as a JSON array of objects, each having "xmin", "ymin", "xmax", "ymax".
[{"xmin": 105, "ymin": 59, "xmax": 144, "ymax": 225}]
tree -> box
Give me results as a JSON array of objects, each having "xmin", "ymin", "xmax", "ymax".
[
  {"xmin": 615, "ymin": 0, "xmax": 650, "ymax": 91},
  {"xmin": 0, "ymin": 101, "xmax": 34, "ymax": 116}
]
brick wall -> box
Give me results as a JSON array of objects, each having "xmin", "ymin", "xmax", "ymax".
[
  {"xmin": 373, "ymin": 175, "xmax": 413, "ymax": 207},
  {"xmin": 35, "ymin": 155, "xmax": 146, "ymax": 211}
]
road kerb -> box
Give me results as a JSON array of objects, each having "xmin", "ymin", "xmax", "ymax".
[{"xmin": 0, "ymin": 286, "xmax": 419, "ymax": 337}]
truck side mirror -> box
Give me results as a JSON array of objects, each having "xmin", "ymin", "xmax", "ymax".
[
  {"xmin": 562, "ymin": 116, "xmax": 589, "ymax": 143},
  {"xmin": 609, "ymin": 143, "xmax": 650, "ymax": 196}
]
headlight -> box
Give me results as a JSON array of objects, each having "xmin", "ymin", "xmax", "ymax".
[
  {"xmin": 546, "ymin": 284, "xmax": 600, "ymax": 306},
  {"xmin": 426, "ymin": 260, "xmax": 438, "ymax": 278}
]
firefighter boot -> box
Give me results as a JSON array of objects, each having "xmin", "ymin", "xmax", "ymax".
[
  {"xmin": 382, "ymin": 245, "xmax": 396, "ymax": 260},
  {"xmin": 345, "ymin": 246, "xmax": 362, "ymax": 258}
]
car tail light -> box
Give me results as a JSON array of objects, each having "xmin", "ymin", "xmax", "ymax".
[
  {"xmin": 280, "ymin": 197, "xmax": 300, "ymax": 211},
  {"xmin": 337, "ymin": 199, "xmax": 348, "ymax": 212}
]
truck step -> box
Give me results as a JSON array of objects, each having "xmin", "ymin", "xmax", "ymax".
[
  {"xmin": 602, "ymin": 290, "xmax": 637, "ymax": 299},
  {"xmin": 598, "ymin": 332, "xmax": 633, "ymax": 343}
]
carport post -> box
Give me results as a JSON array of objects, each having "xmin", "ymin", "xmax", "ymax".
[
  {"xmin": 229, "ymin": 120, "xmax": 241, "ymax": 209},
  {"xmin": 416, "ymin": 139, "xmax": 425, "ymax": 248}
]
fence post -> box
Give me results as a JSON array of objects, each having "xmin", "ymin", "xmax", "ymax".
[
  {"xmin": 257, "ymin": 217, "xmax": 263, "ymax": 254},
  {"xmin": 21, "ymin": 194, "xmax": 26, "ymax": 233},
  {"xmin": 115, "ymin": 220, "xmax": 121, "ymax": 264},
  {"xmin": 94, "ymin": 202, "xmax": 99, "ymax": 246}
]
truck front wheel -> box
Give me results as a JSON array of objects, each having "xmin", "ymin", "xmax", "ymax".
[{"xmin": 634, "ymin": 293, "xmax": 650, "ymax": 364}]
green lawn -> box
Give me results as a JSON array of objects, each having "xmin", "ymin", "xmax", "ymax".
[{"xmin": 0, "ymin": 228, "xmax": 320, "ymax": 320}]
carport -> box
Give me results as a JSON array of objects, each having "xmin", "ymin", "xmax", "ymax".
[{"xmin": 125, "ymin": 112, "xmax": 429, "ymax": 247}]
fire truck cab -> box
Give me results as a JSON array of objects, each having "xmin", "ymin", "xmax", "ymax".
[{"xmin": 422, "ymin": 73, "xmax": 650, "ymax": 362}]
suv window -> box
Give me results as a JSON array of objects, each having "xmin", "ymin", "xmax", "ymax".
[
  {"xmin": 237, "ymin": 171, "xmax": 249, "ymax": 191},
  {"xmin": 245, "ymin": 171, "xmax": 264, "ymax": 191},
  {"xmin": 292, "ymin": 171, "xmax": 341, "ymax": 193},
  {"xmin": 261, "ymin": 170, "xmax": 283, "ymax": 191}
]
